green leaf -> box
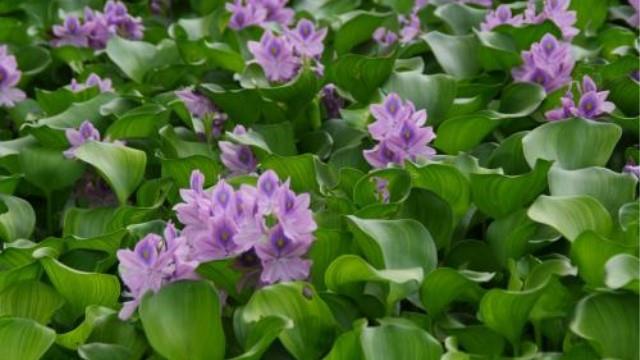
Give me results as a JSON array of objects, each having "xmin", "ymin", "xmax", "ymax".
[
  {"xmin": 571, "ymin": 293, "xmax": 639, "ymax": 360},
  {"xmin": 39, "ymin": 256, "xmax": 120, "ymax": 324},
  {"xmin": 360, "ymin": 319, "xmax": 443, "ymax": 360},
  {"xmin": 18, "ymin": 146, "xmax": 85, "ymax": 194},
  {"xmin": 406, "ymin": 162, "xmax": 470, "ymax": 219},
  {"xmin": 329, "ymin": 54, "xmax": 396, "ymax": 103},
  {"xmin": 605, "ymin": 254, "xmax": 639, "ymax": 292},
  {"xmin": 139, "ymin": 281, "xmax": 225, "ymax": 360},
  {"xmin": 0, "ymin": 317, "xmax": 55, "ymax": 360},
  {"xmin": 334, "ymin": 11, "xmax": 394, "ymax": 55},
  {"xmin": 106, "ymin": 37, "xmax": 180, "ymax": 83},
  {"xmin": 470, "ymin": 160, "xmax": 552, "ymax": 218},
  {"xmin": 383, "ymin": 72, "xmax": 457, "ymax": 126},
  {"xmin": 230, "ymin": 316, "xmax": 291, "ymax": 360},
  {"xmin": 262, "ymin": 154, "xmax": 324, "ymax": 194},
  {"xmin": 548, "ymin": 166, "xmax": 637, "ymax": 215},
  {"xmin": 570, "ymin": 0, "xmax": 608, "ymax": 33},
  {"xmin": 353, "ymin": 168, "xmax": 411, "ymax": 207},
  {"xmin": 75, "ymin": 142, "xmax": 147, "ymax": 205},
  {"xmin": 0, "ymin": 194, "xmax": 35, "ymax": 242},
  {"xmin": 241, "ymin": 282, "xmax": 337, "ymax": 360},
  {"xmin": 347, "ymin": 216, "xmax": 437, "ymax": 274},
  {"xmin": 434, "ymin": 3, "xmax": 487, "ymax": 35},
  {"xmin": 479, "ymin": 285, "xmax": 547, "ymax": 346},
  {"xmin": 422, "ymin": 32, "xmax": 480, "ymax": 79},
  {"xmin": 420, "ymin": 268, "xmax": 492, "ymax": 316},
  {"xmin": 78, "ymin": 343, "xmax": 132, "ymax": 360},
  {"xmin": 161, "ymin": 155, "xmax": 222, "ymax": 189},
  {"xmin": 106, "ymin": 104, "xmax": 170, "ymax": 140},
  {"xmin": 26, "ymin": 93, "xmax": 118, "ymax": 148},
  {"xmin": 0, "ymin": 280, "xmax": 64, "ymax": 324},
  {"xmin": 522, "ymin": 118, "xmax": 622, "ymax": 170},
  {"xmin": 399, "ymin": 188, "xmax": 454, "ymax": 249},
  {"xmin": 571, "ymin": 231, "xmax": 635, "ymax": 287},
  {"xmin": 56, "ymin": 306, "xmax": 116, "ymax": 350},
  {"xmin": 527, "ymin": 195, "xmax": 612, "ymax": 242},
  {"xmin": 325, "ymin": 255, "xmax": 423, "ymax": 311}
]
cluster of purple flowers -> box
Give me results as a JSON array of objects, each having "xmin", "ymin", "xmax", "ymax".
[
  {"xmin": 52, "ymin": 1, "xmax": 143, "ymax": 49},
  {"xmin": 481, "ymin": 0, "xmax": 578, "ymax": 39},
  {"xmin": 0, "ymin": 45, "xmax": 25, "ymax": 108},
  {"xmin": 545, "ymin": 75, "xmax": 615, "ymax": 121},
  {"xmin": 117, "ymin": 223, "xmax": 198, "ymax": 319},
  {"xmin": 177, "ymin": 170, "xmax": 316, "ymax": 281},
  {"xmin": 372, "ymin": 0, "xmax": 426, "ymax": 48},
  {"xmin": 248, "ymin": 18, "xmax": 327, "ymax": 82},
  {"xmin": 226, "ymin": 0, "xmax": 294, "ymax": 30},
  {"xmin": 70, "ymin": 73, "xmax": 113, "ymax": 93},
  {"xmin": 364, "ymin": 93, "xmax": 436, "ymax": 168},
  {"xmin": 512, "ymin": 33, "xmax": 575, "ymax": 93},
  {"xmin": 218, "ymin": 125, "xmax": 258, "ymax": 175},
  {"xmin": 175, "ymin": 88, "xmax": 228, "ymax": 138}
]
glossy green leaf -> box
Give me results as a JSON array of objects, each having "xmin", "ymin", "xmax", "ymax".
[
  {"xmin": 421, "ymin": 268, "xmax": 492, "ymax": 316},
  {"xmin": 139, "ymin": 281, "xmax": 225, "ymax": 360},
  {"xmin": 571, "ymin": 293, "xmax": 639, "ymax": 360},
  {"xmin": 434, "ymin": 3, "xmax": 487, "ymax": 35},
  {"xmin": 347, "ymin": 216, "xmax": 437, "ymax": 274},
  {"xmin": 0, "ymin": 317, "xmax": 55, "ymax": 360},
  {"xmin": 422, "ymin": 32, "xmax": 480, "ymax": 79},
  {"xmin": 605, "ymin": 254, "xmax": 639, "ymax": 292},
  {"xmin": 241, "ymin": 282, "xmax": 337, "ymax": 360},
  {"xmin": 522, "ymin": 118, "xmax": 622, "ymax": 170},
  {"xmin": 329, "ymin": 54, "xmax": 396, "ymax": 103},
  {"xmin": 75, "ymin": 142, "xmax": 147, "ymax": 205},
  {"xmin": 0, "ymin": 194, "xmax": 35, "ymax": 242},
  {"xmin": 18, "ymin": 146, "xmax": 85, "ymax": 194},
  {"xmin": 106, "ymin": 37, "xmax": 180, "ymax": 83},
  {"xmin": 0, "ymin": 280, "xmax": 64, "ymax": 324},
  {"xmin": 361, "ymin": 320, "xmax": 443, "ymax": 359},
  {"xmin": 528, "ymin": 195, "xmax": 612, "ymax": 242},
  {"xmin": 334, "ymin": 11, "xmax": 394, "ymax": 55},
  {"xmin": 106, "ymin": 104, "xmax": 169, "ymax": 140},
  {"xmin": 571, "ymin": 231, "xmax": 635, "ymax": 287}
]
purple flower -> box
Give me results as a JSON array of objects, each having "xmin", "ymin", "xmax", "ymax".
[
  {"xmin": 173, "ymin": 169, "xmax": 316, "ymax": 285},
  {"xmin": 0, "ymin": 46, "xmax": 25, "ymax": 108},
  {"xmin": 545, "ymin": 75, "xmax": 615, "ymax": 121},
  {"xmin": 117, "ymin": 223, "xmax": 198, "ymax": 319},
  {"xmin": 70, "ymin": 73, "xmax": 113, "ymax": 93},
  {"xmin": 321, "ymin": 84, "xmax": 345, "ymax": 119},
  {"xmin": 512, "ymin": 33, "xmax": 574, "ymax": 93},
  {"xmin": 373, "ymin": 177, "xmax": 390, "ymax": 203},
  {"xmin": 481, "ymin": 5, "xmax": 524, "ymax": 31},
  {"xmin": 624, "ymin": 160, "xmax": 640, "ymax": 179},
  {"xmin": 255, "ymin": 224, "xmax": 311, "ymax": 284},
  {"xmin": 285, "ymin": 19, "xmax": 327, "ymax": 58},
  {"xmin": 399, "ymin": 14, "xmax": 422, "ymax": 43},
  {"xmin": 226, "ymin": 0, "xmax": 267, "ymax": 30},
  {"xmin": 542, "ymin": 0, "xmax": 578, "ymax": 39},
  {"xmin": 364, "ymin": 93, "xmax": 436, "ymax": 168},
  {"xmin": 219, "ymin": 125, "xmax": 258, "ymax": 175},
  {"xmin": 373, "ymin": 27, "xmax": 398, "ymax": 48},
  {"xmin": 255, "ymin": 0, "xmax": 294, "ymax": 26},
  {"xmin": 52, "ymin": 16, "xmax": 90, "ymax": 47},
  {"xmin": 64, "ymin": 121, "xmax": 101, "ymax": 158},
  {"xmin": 628, "ymin": 0, "xmax": 640, "ymax": 27},
  {"xmin": 248, "ymin": 31, "xmax": 300, "ymax": 83},
  {"xmin": 176, "ymin": 88, "xmax": 228, "ymax": 137},
  {"xmin": 52, "ymin": 2, "xmax": 143, "ymax": 50}
]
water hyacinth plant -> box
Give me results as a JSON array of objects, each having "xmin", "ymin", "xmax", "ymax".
[{"xmin": 0, "ymin": 0, "xmax": 638, "ymax": 359}]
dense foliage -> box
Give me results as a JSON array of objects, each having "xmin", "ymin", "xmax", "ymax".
[{"xmin": 0, "ymin": 0, "xmax": 638, "ymax": 359}]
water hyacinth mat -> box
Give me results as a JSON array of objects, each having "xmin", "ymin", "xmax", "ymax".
[{"xmin": 0, "ymin": 0, "xmax": 638, "ymax": 359}]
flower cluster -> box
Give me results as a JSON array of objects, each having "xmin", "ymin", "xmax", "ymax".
[
  {"xmin": 0, "ymin": 45, "xmax": 25, "ymax": 108},
  {"xmin": 480, "ymin": 0, "xmax": 578, "ymax": 39},
  {"xmin": 175, "ymin": 88, "xmax": 228, "ymax": 138},
  {"xmin": 512, "ymin": 33, "xmax": 574, "ymax": 93},
  {"xmin": 70, "ymin": 73, "xmax": 113, "ymax": 93},
  {"xmin": 364, "ymin": 93, "xmax": 436, "ymax": 168},
  {"xmin": 173, "ymin": 170, "xmax": 317, "ymax": 285},
  {"xmin": 545, "ymin": 75, "xmax": 615, "ymax": 121},
  {"xmin": 372, "ymin": 0, "xmax": 426, "ymax": 48},
  {"xmin": 219, "ymin": 125, "xmax": 258, "ymax": 175},
  {"xmin": 52, "ymin": 1, "xmax": 143, "ymax": 49},
  {"xmin": 226, "ymin": 0, "xmax": 294, "ymax": 30},
  {"xmin": 248, "ymin": 18, "xmax": 327, "ymax": 83},
  {"xmin": 117, "ymin": 223, "xmax": 198, "ymax": 319}
]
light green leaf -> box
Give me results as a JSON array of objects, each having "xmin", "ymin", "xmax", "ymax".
[
  {"xmin": 0, "ymin": 194, "xmax": 35, "ymax": 242},
  {"xmin": 527, "ymin": 195, "xmax": 612, "ymax": 242},
  {"xmin": 571, "ymin": 293, "xmax": 639, "ymax": 360},
  {"xmin": 522, "ymin": 118, "xmax": 622, "ymax": 170},
  {"xmin": 75, "ymin": 142, "xmax": 147, "ymax": 205},
  {"xmin": 139, "ymin": 281, "xmax": 225, "ymax": 360},
  {"xmin": 0, "ymin": 317, "xmax": 55, "ymax": 360},
  {"xmin": 106, "ymin": 37, "xmax": 180, "ymax": 83},
  {"xmin": 605, "ymin": 254, "xmax": 639, "ymax": 292},
  {"xmin": 360, "ymin": 319, "xmax": 443, "ymax": 360},
  {"xmin": 0, "ymin": 280, "xmax": 64, "ymax": 324}
]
